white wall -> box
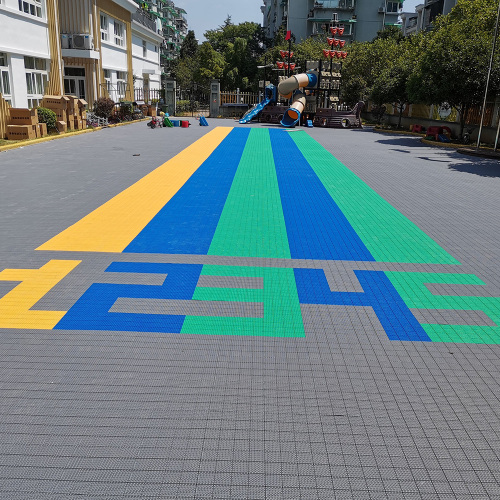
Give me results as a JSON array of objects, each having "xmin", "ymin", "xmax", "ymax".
[
  {"xmin": 131, "ymin": 34, "xmax": 160, "ymax": 89},
  {"xmin": 0, "ymin": 0, "xmax": 51, "ymax": 107},
  {"xmin": 100, "ymin": 16, "xmax": 128, "ymax": 71}
]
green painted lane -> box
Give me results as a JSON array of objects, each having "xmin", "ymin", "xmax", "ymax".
[
  {"xmin": 208, "ymin": 129, "xmax": 291, "ymax": 259},
  {"xmin": 181, "ymin": 265, "xmax": 305, "ymax": 337},
  {"xmin": 290, "ymin": 132, "xmax": 460, "ymax": 265}
]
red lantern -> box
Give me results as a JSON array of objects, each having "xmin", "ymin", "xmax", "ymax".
[
  {"xmin": 333, "ymin": 38, "xmax": 340, "ymax": 46},
  {"xmin": 323, "ymin": 49, "xmax": 330, "ymax": 58},
  {"xmin": 289, "ymin": 51, "xmax": 294, "ymax": 58},
  {"xmin": 277, "ymin": 61, "xmax": 284, "ymax": 69},
  {"xmin": 338, "ymin": 27, "xmax": 345, "ymax": 35},
  {"xmin": 327, "ymin": 37, "xmax": 334, "ymax": 46},
  {"xmin": 339, "ymin": 40, "xmax": 346, "ymax": 48},
  {"xmin": 335, "ymin": 51, "xmax": 341, "ymax": 59},
  {"xmin": 284, "ymin": 63, "xmax": 289, "ymax": 70},
  {"xmin": 290, "ymin": 63, "xmax": 296, "ymax": 70},
  {"xmin": 279, "ymin": 50, "xmax": 287, "ymax": 59},
  {"xmin": 330, "ymin": 27, "xmax": 338, "ymax": 35},
  {"xmin": 341, "ymin": 51, "xmax": 347, "ymax": 59}
]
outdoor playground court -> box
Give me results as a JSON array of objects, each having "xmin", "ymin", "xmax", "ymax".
[{"xmin": 1, "ymin": 122, "xmax": 500, "ymax": 498}]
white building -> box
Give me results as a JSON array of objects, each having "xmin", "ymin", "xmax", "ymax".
[
  {"xmin": 0, "ymin": 0, "xmax": 57, "ymax": 108},
  {"xmin": 0, "ymin": 0, "xmax": 163, "ymax": 109},
  {"xmin": 131, "ymin": 13, "xmax": 163, "ymax": 102}
]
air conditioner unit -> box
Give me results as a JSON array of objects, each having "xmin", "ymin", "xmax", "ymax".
[
  {"xmin": 378, "ymin": 7, "xmax": 385, "ymax": 12},
  {"xmin": 71, "ymin": 34, "xmax": 94, "ymax": 50},
  {"xmin": 61, "ymin": 34, "xmax": 70, "ymax": 49}
]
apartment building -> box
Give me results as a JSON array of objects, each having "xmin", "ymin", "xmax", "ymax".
[
  {"xmin": 262, "ymin": 0, "xmax": 402, "ymax": 43},
  {"xmin": 401, "ymin": 0, "xmax": 457, "ymax": 36},
  {"xmin": 0, "ymin": 0, "xmax": 162, "ymax": 108},
  {"xmin": 132, "ymin": 0, "xmax": 188, "ymax": 75}
]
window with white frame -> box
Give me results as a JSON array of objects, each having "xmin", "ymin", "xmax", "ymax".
[
  {"xmin": 386, "ymin": 1, "xmax": 400, "ymax": 13},
  {"xmin": 24, "ymin": 56, "xmax": 48, "ymax": 108},
  {"xmin": 114, "ymin": 21, "xmax": 124, "ymax": 46},
  {"xmin": 18, "ymin": 0, "xmax": 42, "ymax": 18},
  {"xmin": 0, "ymin": 53, "xmax": 12, "ymax": 105},
  {"xmin": 142, "ymin": 40, "xmax": 147, "ymax": 58},
  {"xmin": 116, "ymin": 71, "xmax": 127, "ymax": 98},
  {"xmin": 100, "ymin": 14, "xmax": 109, "ymax": 41}
]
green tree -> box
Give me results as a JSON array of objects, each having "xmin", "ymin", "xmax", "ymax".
[
  {"xmin": 408, "ymin": 0, "xmax": 500, "ymax": 136},
  {"xmin": 180, "ymin": 30, "xmax": 198, "ymax": 59},
  {"xmin": 194, "ymin": 42, "xmax": 225, "ymax": 86},
  {"xmin": 370, "ymin": 34, "xmax": 423, "ymax": 127},
  {"xmin": 340, "ymin": 38, "xmax": 397, "ymax": 105},
  {"xmin": 374, "ymin": 25, "xmax": 405, "ymax": 43}
]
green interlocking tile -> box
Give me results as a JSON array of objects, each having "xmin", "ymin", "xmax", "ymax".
[
  {"xmin": 181, "ymin": 265, "xmax": 304, "ymax": 337},
  {"xmin": 290, "ymin": 132, "xmax": 460, "ymax": 265},
  {"xmin": 208, "ymin": 129, "xmax": 291, "ymax": 259},
  {"xmin": 385, "ymin": 271, "xmax": 500, "ymax": 344}
]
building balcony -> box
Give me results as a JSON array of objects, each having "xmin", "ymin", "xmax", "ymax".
[{"xmin": 132, "ymin": 8, "xmax": 157, "ymax": 33}]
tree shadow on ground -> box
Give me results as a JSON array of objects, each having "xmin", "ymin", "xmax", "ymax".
[
  {"xmin": 374, "ymin": 136, "xmax": 428, "ymax": 148},
  {"xmin": 448, "ymin": 159, "xmax": 500, "ymax": 178}
]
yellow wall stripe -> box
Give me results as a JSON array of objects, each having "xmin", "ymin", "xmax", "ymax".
[
  {"xmin": 37, "ymin": 127, "xmax": 233, "ymax": 253},
  {"xmin": 0, "ymin": 260, "xmax": 81, "ymax": 329}
]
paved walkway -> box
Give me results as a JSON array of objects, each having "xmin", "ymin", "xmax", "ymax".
[{"xmin": 1, "ymin": 120, "xmax": 500, "ymax": 499}]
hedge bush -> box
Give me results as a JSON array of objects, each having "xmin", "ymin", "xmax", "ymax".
[
  {"xmin": 176, "ymin": 100, "xmax": 199, "ymax": 113},
  {"xmin": 93, "ymin": 97, "xmax": 115, "ymax": 118},
  {"xmin": 36, "ymin": 107, "xmax": 57, "ymax": 131}
]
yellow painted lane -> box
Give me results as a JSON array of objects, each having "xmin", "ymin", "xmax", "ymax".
[
  {"xmin": 37, "ymin": 127, "xmax": 233, "ymax": 253},
  {"xmin": 0, "ymin": 260, "xmax": 81, "ymax": 329}
]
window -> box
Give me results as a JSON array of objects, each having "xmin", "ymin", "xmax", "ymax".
[
  {"xmin": 116, "ymin": 71, "xmax": 127, "ymax": 98},
  {"xmin": 386, "ymin": 2, "xmax": 400, "ymax": 13},
  {"xmin": 114, "ymin": 21, "xmax": 124, "ymax": 46},
  {"xmin": 100, "ymin": 14, "xmax": 108, "ymax": 41},
  {"xmin": 18, "ymin": 0, "xmax": 42, "ymax": 18},
  {"xmin": 24, "ymin": 56, "xmax": 48, "ymax": 108},
  {"xmin": 0, "ymin": 53, "xmax": 12, "ymax": 105},
  {"xmin": 142, "ymin": 40, "xmax": 147, "ymax": 58},
  {"xmin": 103, "ymin": 69, "xmax": 112, "ymax": 93}
]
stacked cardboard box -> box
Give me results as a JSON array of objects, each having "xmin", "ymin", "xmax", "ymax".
[
  {"xmin": 41, "ymin": 95, "xmax": 88, "ymax": 133},
  {"xmin": 6, "ymin": 108, "xmax": 49, "ymax": 140},
  {"xmin": 147, "ymin": 105, "xmax": 157, "ymax": 117}
]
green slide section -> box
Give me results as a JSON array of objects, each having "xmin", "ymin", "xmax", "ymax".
[
  {"xmin": 290, "ymin": 132, "xmax": 459, "ymax": 265},
  {"xmin": 181, "ymin": 265, "xmax": 304, "ymax": 337},
  {"xmin": 385, "ymin": 271, "xmax": 500, "ymax": 344},
  {"xmin": 208, "ymin": 129, "xmax": 291, "ymax": 259}
]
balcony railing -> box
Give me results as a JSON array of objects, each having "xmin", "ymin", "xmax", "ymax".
[{"xmin": 132, "ymin": 9, "xmax": 157, "ymax": 33}]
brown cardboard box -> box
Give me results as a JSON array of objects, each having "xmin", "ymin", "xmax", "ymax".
[
  {"xmin": 56, "ymin": 121, "xmax": 67, "ymax": 133},
  {"xmin": 67, "ymin": 117, "xmax": 75, "ymax": 131},
  {"xmin": 82, "ymin": 118, "xmax": 87, "ymax": 129},
  {"xmin": 32, "ymin": 124, "xmax": 41, "ymax": 138},
  {"xmin": 74, "ymin": 118, "xmax": 83, "ymax": 130},
  {"xmin": 41, "ymin": 96, "xmax": 68, "ymax": 110},
  {"xmin": 66, "ymin": 95, "xmax": 79, "ymax": 115},
  {"xmin": 80, "ymin": 109, "xmax": 87, "ymax": 120},
  {"xmin": 7, "ymin": 125, "xmax": 36, "ymax": 140},
  {"xmin": 148, "ymin": 107, "xmax": 157, "ymax": 117},
  {"xmin": 54, "ymin": 109, "xmax": 67, "ymax": 123},
  {"xmin": 9, "ymin": 108, "xmax": 38, "ymax": 125},
  {"xmin": 38, "ymin": 123, "xmax": 47, "ymax": 137}
]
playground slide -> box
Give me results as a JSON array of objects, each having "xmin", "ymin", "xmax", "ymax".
[
  {"xmin": 239, "ymin": 97, "xmax": 272, "ymax": 124},
  {"xmin": 239, "ymin": 85, "xmax": 277, "ymax": 124},
  {"xmin": 278, "ymin": 72, "xmax": 318, "ymax": 128}
]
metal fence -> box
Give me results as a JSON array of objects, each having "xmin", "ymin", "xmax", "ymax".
[
  {"xmin": 134, "ymin": 88, "xmax": 164, "ymax": 103},
  {"xmin": 220, "ymin": 91, "xmax": 260, "ymax": 106}
]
